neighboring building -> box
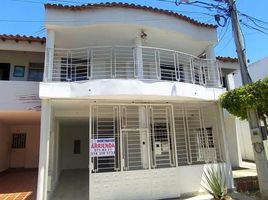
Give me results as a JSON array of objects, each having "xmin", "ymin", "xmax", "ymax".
[
  {"xmin": 0, "ymin": 3, "xmax": 241, "ymax": 200},
  {"xmin": 0, "ymin": 34, "xmax": 45, "ymax": 172},
  {"xmin": 226, "ymin": 56, "xmax": 268, "ymax": 166}
]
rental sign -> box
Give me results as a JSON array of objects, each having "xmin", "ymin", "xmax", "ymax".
[{"xmin": 90, "ymin": 138, "xmax": 115, "ymax": 157}]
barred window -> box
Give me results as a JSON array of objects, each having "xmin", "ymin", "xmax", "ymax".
[
  {"xmin": 12, "ymin": 133, "xmax": 26, "ymax": 149},
  {"xmin": 74, "ymin": 140, "xmax": 81, "ymax": 154},
  {"xmin": 28, "ymin": 63, "xmax": 44, "ymax": 82}
]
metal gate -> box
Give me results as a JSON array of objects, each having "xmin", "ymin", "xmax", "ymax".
[
  {"xmin": 148, "ymin": 106, "xmax": 176, "ymax": 168},
  {"xmin": 90, "ymin": 104, "xmax": 176, "ymax": 172}
]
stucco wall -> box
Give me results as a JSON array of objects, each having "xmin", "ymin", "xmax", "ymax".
[
  {"xmin": 61, "ymin": 125, "xmax": 89, "ymax": 170},
  {"xmin": 0, "ymin": 122, "xmax": 11, "ymax": 172}
]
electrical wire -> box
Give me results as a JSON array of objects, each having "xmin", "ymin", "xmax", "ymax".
[{"xmin": 241, "ymin": 22, "xmax": 268, "ymax": 36}]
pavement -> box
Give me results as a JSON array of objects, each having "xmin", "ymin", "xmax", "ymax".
[{"xmin": 232, "ymin": 161, "xmax": 257, "ymax": 179}]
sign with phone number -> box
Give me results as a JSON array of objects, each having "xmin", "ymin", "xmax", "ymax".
[{"xmin": 90, "ymin": 138, "xmax": 115, "ymax": 157}]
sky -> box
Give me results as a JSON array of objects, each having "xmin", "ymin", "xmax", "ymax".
[{"xmin": 1, "ymin": 0, "xmax": 268, "ymax": 63}]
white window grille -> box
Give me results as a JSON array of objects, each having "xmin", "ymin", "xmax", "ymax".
[
  {"xmin": 173, "ymin": 104, "xmax": 222, "ymax": 164},
  {"xmin": 28, "ymin": 63, "xmax": 44, "ymax": 82},
  {"xmin": 90, "ymin": 103, "xmax": 223, "ymax": 174}
]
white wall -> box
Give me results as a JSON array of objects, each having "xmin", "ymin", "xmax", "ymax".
[
  {"xmin": 61, "ymin": 125, "xmax": 89, "ymax": 170},
  {"xmin": 224, "ymin": 117, "xmax": 242, "ymax": 167},
  {"xmin": 225, "ymin": 57, "xmax": 268, "ymax": 164},
  {"xmin": 9, "ymin": 125, "xmax": 40, "ymax": 168},
  {"xmin": 0, "ymin": 122, "xmax": 11, "ymax": 172},
  {"xmin": 40, "ymin": 80, "xmax": 225, "ymax": 101},
  {"xmin": 0, "ymin": 81, "xmax": 40, "ymax": 111},
  {"xmin": 236, "ymin": 120, "xmax": 254, "ymax": 161},
  {"xmin": 91, "ymin": 163, "xmax": 232, "ymax": 200},
  {"xmin": 248, "ymin": 56, "xmax": 268, "ymax": 81},
  {"xmin": 46, "ymin": 7, "xmax": 217, "ymax": 52}
]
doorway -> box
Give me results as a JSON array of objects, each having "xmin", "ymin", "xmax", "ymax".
[
  {"xmin": 51, "ymin": 118, "xmax": 89, "ymax": 200},
  {"xmin": 0, "ymin": 63, "xmax": 10, "ymax": 80}
]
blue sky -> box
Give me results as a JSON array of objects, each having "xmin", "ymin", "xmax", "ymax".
[{"xmin": 1, "ymin": 0, "xmax": 268, "ymax": 63}]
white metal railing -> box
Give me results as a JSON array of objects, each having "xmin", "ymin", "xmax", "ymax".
[{"xmin": 46, "ymin": 46, "xmax": 222, "ymax": 87}]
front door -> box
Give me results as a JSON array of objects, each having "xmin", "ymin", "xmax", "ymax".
[
  {"xmin": 10, "ymin": 133, "xmax": 26, "ymax": 168},
  {"xmin": 121, "ymin": 105, "xmax": 149, "ymax": 170}
]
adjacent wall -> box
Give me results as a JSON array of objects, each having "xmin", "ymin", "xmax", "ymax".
[{"xmin": 0, "ymin": 122, "xmax": 11, "ymax": 172}]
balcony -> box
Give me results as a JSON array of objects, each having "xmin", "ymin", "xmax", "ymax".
[{"xmin": 45, "ymin": 46, "xmax": 222, "ymax": 88}]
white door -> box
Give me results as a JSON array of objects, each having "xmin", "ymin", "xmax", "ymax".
[{"xmin": 10, "ymin": 133, "xmax": 26, "ymax": 168}]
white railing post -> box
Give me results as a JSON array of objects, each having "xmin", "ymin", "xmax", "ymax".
[{"xmin": 44, "ymin": 30, "xmax": 55, "ymax": 82}]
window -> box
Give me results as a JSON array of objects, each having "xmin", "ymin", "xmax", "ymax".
[
  {"xmin": 12, "ymin": 133, "xmax": 26, "ymax": 149},
  {"xmin": 196, "ymin": 127, "xmax": 217, "ymax": 162},
  {"xmin": 28, "ymin": 63, "xmax": 44, "ymax": 82},
  {"xmin": 197, "ymin": 128, "xmax": 214, "ymax": 148},
  {"xmin": 73, "ymin": 140, "xmax": 81, "ymax": 154},
  {"xmin": 13, "ymin": 66, "xmax": 25, "ymax": 77}
]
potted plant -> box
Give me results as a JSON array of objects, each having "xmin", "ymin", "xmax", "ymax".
[{"xmin": 201, "ymin": 165, "xmax": 233, "ymax": 200}]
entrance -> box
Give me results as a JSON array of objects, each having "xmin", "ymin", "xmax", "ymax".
[
  {"xmin": 0, "ymin": 63, "xmax": 10, "ymax": 80},
  {"xmin": 90, "ymin": 104, "xmax": 176, "ymax": 173}
]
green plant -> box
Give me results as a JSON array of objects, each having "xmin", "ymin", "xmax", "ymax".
[
  {"xmin": 201, "ymin": 165, "xmax": 229, "ymax": 200},
  {"xmin": 220, "ymin": 76, "xmax": 268, "ymax": 132}
]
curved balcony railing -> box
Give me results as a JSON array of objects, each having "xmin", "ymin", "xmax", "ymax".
[{"xmin": 45, "ymin": 46, "xmax": 223, "ymax": 87}]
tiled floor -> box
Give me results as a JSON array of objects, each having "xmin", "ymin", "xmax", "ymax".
[{"xmin": 0, "ymin": 169, "xmax": 38, "ymax": 200}]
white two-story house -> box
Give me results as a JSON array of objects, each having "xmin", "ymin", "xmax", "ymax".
[{"xmin": 0, "ymin": 2, "xmax": 240, "ymax": 200}]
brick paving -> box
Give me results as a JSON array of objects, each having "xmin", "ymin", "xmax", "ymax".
[{"xmin": 0, "ymin": 169, "xmax": 38, "ymax": 200}]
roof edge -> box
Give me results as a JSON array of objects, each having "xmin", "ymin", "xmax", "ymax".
[
  {"xmin": 44, "ymin": 2, "xmax": 217, "ymax": 29},
  {"xmin": 0, "ymin": 34, "xmax": 46, "ymax": 44},
  {"xmin": 216, "ymin": 56, "xmax": 238, "ymax": 63}
]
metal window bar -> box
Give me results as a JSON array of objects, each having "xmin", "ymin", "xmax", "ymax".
[{"xmin": 173, "ymin": 105, "xmax": 189, "ymax": 165}]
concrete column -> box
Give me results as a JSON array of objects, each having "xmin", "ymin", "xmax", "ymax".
[
  {"xmin": 44, "ymin": 30, "xmax": 55, "ymax": 82},
  {"xmin": 134, "ymin": 37, "xmax": 144, "ymax": 79},
  {"xmin": 37, "ymin": 100, "xmax": 51, "ymax": 200},
  {"xmin": 139, "ymin": 106, "xmax": 149, "ymax": 169},
  {"xmin": 205, "ymin": 44, "xmax": 216, "ymax": 59},
  {"xmin": 217, "ymin": 103, "xmax": 234, "ymax": 190}
]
